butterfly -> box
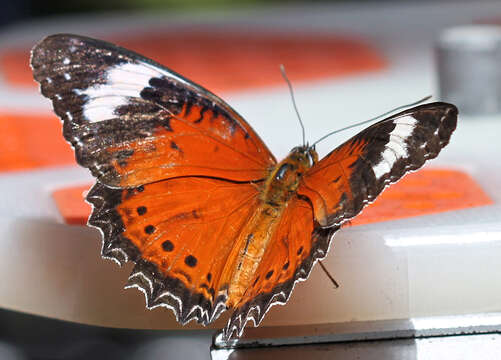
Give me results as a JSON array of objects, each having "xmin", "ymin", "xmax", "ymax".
[{"xmin": 31, "ymin": 34, "xmax": 457, "ymax": 339}]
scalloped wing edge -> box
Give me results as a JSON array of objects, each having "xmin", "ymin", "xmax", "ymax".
[
  {"xmin": 85, "ymin": 182, "xmax": 228, "ymax": 326},
  {"xmin": 223, "ymin": 225, "xmax": 339, "ymax": 339}
]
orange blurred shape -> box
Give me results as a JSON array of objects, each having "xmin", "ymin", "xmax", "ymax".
[
  {"xmin": 2, "ymin": 30, "xmax": 385, "ymax": 93},
  {"xmin": 52, "ymin": 185, "xmax": 91, "ymax": 225},
  {"xmin": 53, "ymin": 169, "xmax": 493, "ymax": 227},
  {"xmin": 0, "ymin": 112, "xmax": 74, "ymax": 171},
  {"xmin": 350, "ymin": 168, "xmax": 493, "ymax": 226}
]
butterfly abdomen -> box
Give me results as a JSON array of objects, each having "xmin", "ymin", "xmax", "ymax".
[
  {"xmin": 224, "ymin": 146, "xmax": 316, "ymax": 306},
  {"xmin": 224, "ymin": 202, "xmax": 282, "ymax": 306}
]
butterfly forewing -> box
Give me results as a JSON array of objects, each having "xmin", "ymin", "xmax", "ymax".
[
  {"xmin": 298, "ymin": 103, "xmax": 458, "ymax": 227},
  {"xmin": 30, "ymin": 34, "xmax": 276, "ymax": 188}
]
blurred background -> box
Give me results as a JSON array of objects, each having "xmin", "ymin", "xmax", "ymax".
[
  {"xmin": 0, "ymin": 1, "xmax": 500, "ymax": 359},
  {"xmin": 3, "ymin": 0, "xmax": 501, "ymax": 28}
]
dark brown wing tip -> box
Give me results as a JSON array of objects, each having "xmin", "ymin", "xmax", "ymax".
[
  {"xmin": 435, "ymin": 102, "xmax": 458, "ymax": 148},
  {"xmin": 223, "ymin": 226, "xmax": 339, "ymax": 340},
  {"xmin": 30, "ymin": 34, "xmax": 77, "ymax": 73},
  {"xmin": 325, "ymin": 101, "xmax": 458, "ymax": 228},
  {"xmin": 86, "ymin": 182, "xmax": 227, "ymax": 326}
]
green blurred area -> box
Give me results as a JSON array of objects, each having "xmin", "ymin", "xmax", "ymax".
[{"xmin": 31, "ymin": 0, "xmax": 343, "ymax": 16}]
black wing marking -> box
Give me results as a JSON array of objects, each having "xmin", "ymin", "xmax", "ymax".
[
  {"xmin": 31, "ymin": 34, "xmax": 275, "ymax": 188},
  {"xmin": 299, "ymin": 102, "xmax": 458, "ymax": 227},
  {"xmin": 86, "ymin": 182, "xmax": 229, "ymax": 326}
]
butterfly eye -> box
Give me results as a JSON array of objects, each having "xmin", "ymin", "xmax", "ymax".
[
  {"xmin": 307, "ymin": 150, "xmax": 317, "ymax": 165},
  {"xmin": 275, "ymin": 163, "xmax": 292, "ymax": 180}
]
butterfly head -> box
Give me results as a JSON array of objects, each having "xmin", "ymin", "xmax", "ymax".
[
  {"xmin": 289, "ymin": 145, "xmax": 318, "ymax": 168},
  {"xmin": 276, "ymin": 145, "xmax": 318, "ymax": 183}
]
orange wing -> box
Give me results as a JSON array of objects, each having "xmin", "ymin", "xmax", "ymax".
[
  {"xmin": 225, "ymin": 197, "xmax": 338, "ymax": 337},
  {"xmin": 31, "ymin": 34, "xmax": 276, "ymax": 326},
  {"xmin": 31, "ymin": 34, "xmax": 275, "ymax": 188},
  {"xmin": 87, "ymin": 176, "xmax": 261, "ymax": 325},
  {"xmin": 298, "ymin": 103, "xmax": 458, "ymax": 227}
]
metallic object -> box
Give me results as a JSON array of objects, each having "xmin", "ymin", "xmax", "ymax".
[
  {"xmin": 436, "ymin": 25, "xmax": 501, "ymax": 115},
  {"xmin": 211, "ymin": 312, "xmax": 501, "ymax": 359}
]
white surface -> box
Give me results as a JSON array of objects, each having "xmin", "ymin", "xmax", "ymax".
[
  {"xmin": 212, "ymin": 333, "xmax": 501, "ymax": 360},
  {"xmin": 439, "ymin": 24, "xmax": 501, "ymax": 50}
]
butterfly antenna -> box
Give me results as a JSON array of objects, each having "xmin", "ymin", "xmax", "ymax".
[
  {"xmin": 280, "ymin": 64, "xmax": 306, "ymax": 147},
  {"xmin": 310, "ymin": 95, "xmax": 432, "ymax": 148},
  {"xmin": 319, "ymin": 261, "xmax": 339, "ymax": 289}
]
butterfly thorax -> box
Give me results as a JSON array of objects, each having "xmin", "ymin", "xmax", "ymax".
[
  {"xmin": 224, "ymin": 146, "xmax": 318, "ymax": 306},
  {"xmin": 260, "ymin": 146, "xmax": 318, "ymax": 207}
]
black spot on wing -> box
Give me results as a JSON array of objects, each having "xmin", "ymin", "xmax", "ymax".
[
  {"xmin": 144, "ymin": 225, "xmax": 155, "ymax": 234},
  {"xmin": 86, "ymin": 182, "xmax": 227, "ymax": 326},
  {"xmin": 170, "ymin": 141, "xmax": 180, "ymax": 150},
  {"xmin": 265, "ymin": 270, "xmax": 274, "ymax": 279},
  {"xmin": 185, "ymin": 255, "xmax": 197, "ymax": 268},
  {"xmin": 162, "ymin": 240, "xmax": 174, "ymax": 252}
]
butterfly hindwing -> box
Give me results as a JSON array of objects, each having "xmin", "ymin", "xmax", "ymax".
[
  {"xmin": 86, "ymin": 176, "xmax": 262, "ymax": 325},
  {"xmin": 298, "ymin": 102, "xmax": 458, "ymax": 227},
  {"xmin": 31, "ymin": 34, "xmax": 276, "ymax": 188},
  {"xmin": 225, "ymin": 197, "xmax": 338, "ymax": 337}
]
